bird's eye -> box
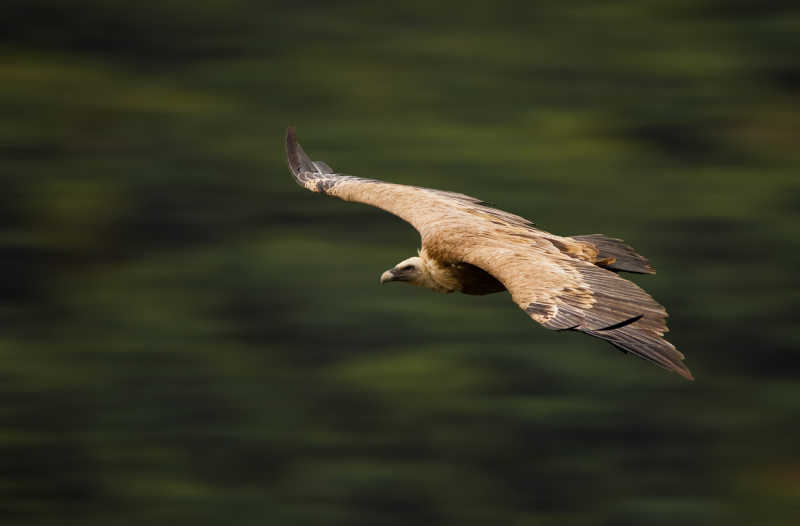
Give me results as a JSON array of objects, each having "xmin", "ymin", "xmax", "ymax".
[{"xmin": 400, "ymin": 264, "xmax": 415, "ymax": 271}]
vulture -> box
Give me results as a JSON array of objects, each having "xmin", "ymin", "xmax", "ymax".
[{"xmin": 285, "ymin": 127, "xmax": 692, "ymax": 380}]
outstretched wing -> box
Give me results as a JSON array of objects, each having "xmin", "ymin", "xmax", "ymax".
[
  {"xmin": 286, "ymin": 127, "xmax": 692, "ymax": 380},
  {"xmin": 457, "ymin": 242, "xmax": 692, "ymax": 379},
  {"xmin": 286, "ymin": 127, "xmax": 535, "ymax": 241}
]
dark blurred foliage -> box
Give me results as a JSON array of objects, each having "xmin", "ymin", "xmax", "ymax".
[{"xmin": 1, "ymin": 1, "xmax": 799, "ymax": 524}]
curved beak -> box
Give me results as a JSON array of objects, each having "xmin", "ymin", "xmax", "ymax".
[{"xmin": 380, "ymin": 269, "xmax": 396, "ymax": 284}]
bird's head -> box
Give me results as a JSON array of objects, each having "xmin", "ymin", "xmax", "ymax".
[{"xmin": 380, "ymin": 256, "xmax": 426, "ymax": 287}]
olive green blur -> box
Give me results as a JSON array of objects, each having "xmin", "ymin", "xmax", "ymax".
[{"xmin": 1, "ymin": 1, "xmax": 799, "ymax": 524}]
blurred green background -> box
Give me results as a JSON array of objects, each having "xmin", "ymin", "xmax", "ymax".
[{"xmin": 1, "ymin": 1, "xmax": 799, "ymax": 524}]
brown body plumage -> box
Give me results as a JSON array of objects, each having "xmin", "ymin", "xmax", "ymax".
[{"xmin": 285, "ymin": 127, "xmax": 693, "ymax": 380}]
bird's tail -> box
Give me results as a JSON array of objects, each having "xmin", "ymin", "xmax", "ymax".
[{"xmin": 572, "ymin": 234, "xmax": 655, "ymax": 274}]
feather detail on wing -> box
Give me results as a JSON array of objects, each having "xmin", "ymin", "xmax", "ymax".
[{"xmin": 460, "ymin": 244, "xmax": 692, "ymax": 380}]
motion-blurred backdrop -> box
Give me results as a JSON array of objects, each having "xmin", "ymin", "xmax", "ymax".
[{"xmin": 1, "ymin": 1, "xmax": 799, "ymax": 524}]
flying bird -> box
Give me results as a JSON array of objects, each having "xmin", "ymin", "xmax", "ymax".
[{"xmin": 285, "ymin": 127, "xmax": 692, "ymax": 380}]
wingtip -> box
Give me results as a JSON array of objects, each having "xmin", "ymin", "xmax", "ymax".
[
  {"xmin": 285, "ymin": 126, "xmax": 304, "ymax": 179},
  {"xmin": 675, "ymin": 363, "xmax": 695, "ymax": 381},
  {"xmin": 285, "ymin": 126, "xmax": 297, "ymax": 158}
]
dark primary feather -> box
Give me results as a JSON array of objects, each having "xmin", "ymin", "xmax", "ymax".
[
  {"xmin": 541, "ymin": 262, "xmax": 691, "ymax": 379},
  {"xmin": 286, "ymin": 127, "xmax": 366, "ymax": 193},
  {"xmin": 285, "ymin": 127, "xmax": 317, "ymax": 179}
]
